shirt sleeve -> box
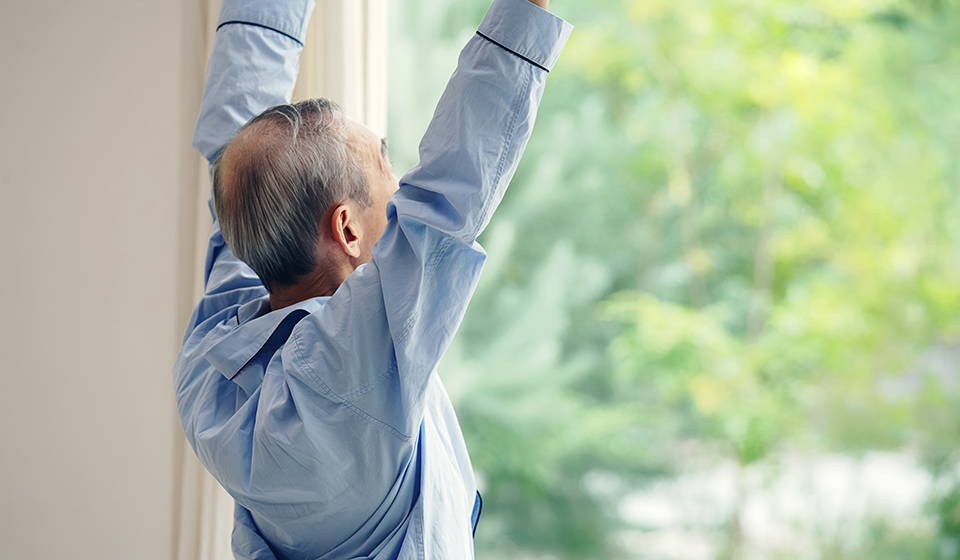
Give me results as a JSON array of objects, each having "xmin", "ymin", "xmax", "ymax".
[
  {"xmin": 187, "ymin": 0, "xmax": 315, "ymax": 328},
  {"xmin": 288, "ymin": 0, "xmax": 573, "ymax": 440},
  {"xmin": 193, "ymin": 0, "xmax": 313, "ymax": 163}
]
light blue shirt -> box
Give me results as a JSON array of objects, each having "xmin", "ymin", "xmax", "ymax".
[{"xmin": 174, "ymin": 1, "xmax": 571, "ymax": 558}]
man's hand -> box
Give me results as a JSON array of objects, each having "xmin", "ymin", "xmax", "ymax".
[{"xmin": 526, "ymin": 0, "xmax": 549, "ymax": 10}]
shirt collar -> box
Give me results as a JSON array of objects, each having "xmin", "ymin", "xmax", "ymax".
[{"xmin": 204, "ymin": 295, "xmax": 325, "ymax": 381}]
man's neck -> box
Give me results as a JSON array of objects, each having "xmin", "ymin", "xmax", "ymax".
[{"xmin": 268, "ymin": 265, "xmax": 351, "ymax": 310}]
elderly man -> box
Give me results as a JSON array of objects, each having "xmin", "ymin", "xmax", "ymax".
[{"xmin": 174, "ymin": 0, "xmax": 571, "ymax": 558}]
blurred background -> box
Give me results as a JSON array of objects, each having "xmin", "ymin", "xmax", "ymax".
[{"xmin": 389, "ymin": 0, "xmax": 960, "ymax": 558}]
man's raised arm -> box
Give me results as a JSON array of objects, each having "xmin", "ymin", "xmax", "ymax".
[
  {"xmin": 193, "ymin": 0, "xmax": 314, "ymax": 163},
  {"xmin": 386, "ymin": 0, "xmax": 569, "ymax": 248},
  {"xmin": 295, "ymin": 0, "xmax": 573, "ymax": 438},
  {"xmin": 186, "ymin": 0, "xmax": 314, "ymax": 319}
]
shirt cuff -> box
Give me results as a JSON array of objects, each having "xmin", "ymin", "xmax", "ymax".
[
  {"xmin": 478, "ymin": 0, "xmax": 573, "ymax": 72},
  {"xmin": 217, "ymin": 0, "xmax": 316, "ymax": 45}
]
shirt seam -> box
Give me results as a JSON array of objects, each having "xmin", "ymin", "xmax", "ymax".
[
  {"xmin": 472, "ymin": 67, "xmax": 531, "ymax": 242},
  {"xmin": 394, "ymin": 234, "xmax": 456, "ymax": 345},
  {"xmin": 291, "ymin": 331, "xmax": 413, "ymax": 442},
  {"xmin": 415, "ymin": 499, "xmax": 425, "ymax": 560},
  {"xmin": 340, "ymin": 360, "xmax": 397, "ymax": 401}
]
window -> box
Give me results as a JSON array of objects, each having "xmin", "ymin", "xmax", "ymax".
[{"xmin": 389, "ymin": 1, "xmax": 960, "ymax": 559}]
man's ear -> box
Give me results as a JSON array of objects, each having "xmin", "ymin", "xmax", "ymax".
[{"xmin": 328, "ymin": 202, "xmax": 363, "ymax": 259}]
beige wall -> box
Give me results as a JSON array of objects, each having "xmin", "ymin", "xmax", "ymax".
[
  {"xmin": 0, "ymin": 0, "xmax": 206, "ymax": 557},
  {"xmin": 0, "ymin": 0, "xmax": 388, "ymax": 556}
]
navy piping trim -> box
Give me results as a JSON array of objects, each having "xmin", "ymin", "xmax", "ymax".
[
  {"xmin": 476, "ymin": 31, "xmax": 549, "ymax": 73},
  {"xmin": 217, "ymin": 20, "xmax": 304, "ymax": 47},
  {"xmin": 471, "ymin": 491, "xmax": 483, "ymax": 536}
]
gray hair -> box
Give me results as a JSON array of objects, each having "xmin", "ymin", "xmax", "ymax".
[{"xmin": 211, "ymin": 98, "xmax": 370, "ymax": 292}]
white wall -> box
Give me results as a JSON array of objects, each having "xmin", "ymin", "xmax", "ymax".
[{"xmin": 0, "ymin": 0, "xmax": 206, "ymax": 557}]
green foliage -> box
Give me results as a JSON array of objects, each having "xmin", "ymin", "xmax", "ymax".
[{"xmin": 390, "ymin": 0, "xmax": 960, "ymax": 557}]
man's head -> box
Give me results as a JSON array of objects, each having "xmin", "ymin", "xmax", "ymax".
[{"xmin": 212, "ymin": 98, "xmax": 398, "ymax": 303}]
